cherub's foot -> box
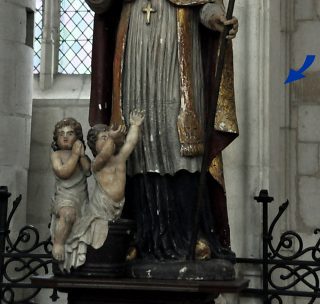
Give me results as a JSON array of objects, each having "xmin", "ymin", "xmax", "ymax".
[{"xmin": 52, "ymin": 244, "xmax": 65, "ymax": 261}]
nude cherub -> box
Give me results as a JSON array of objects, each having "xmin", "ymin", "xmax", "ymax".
[
  {"xmin": 50, "ymin": 118, "xmax": 91, "ymax": 261},
  {"xmin": 87, "ymin": 110, "xmax": 145, "ymax": 208}
]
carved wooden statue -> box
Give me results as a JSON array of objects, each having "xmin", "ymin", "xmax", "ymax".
[
  {"xmin": 86, "ymin": 0, "xmax": 239, "ymax": 263},
  {"xmin": 51, "ymin": 112, "xmax": 144, "ymax": 272}
]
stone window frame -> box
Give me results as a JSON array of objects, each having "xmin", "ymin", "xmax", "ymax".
[{"xmin": 37, "ymin": 0, "xmax": 60, "ymax": 89}]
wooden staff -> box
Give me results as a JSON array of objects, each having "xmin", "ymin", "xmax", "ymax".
[{"xmin": 188, "ymin": 0, "xmax": 236, "ymax": 260}]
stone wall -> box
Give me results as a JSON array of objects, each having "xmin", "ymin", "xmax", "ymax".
[
  {"xmin": 0, "ymin": 0, "xmax": 34, "ymax": 302},
  {"xmin": 0, "ymin": 0, "xmax": 34, "ymax": 236},
  {"xmin": 292, "ymin": 0, "xmax": 320, "ymax": 233}
]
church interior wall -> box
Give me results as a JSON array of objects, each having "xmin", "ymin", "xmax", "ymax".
[
  {"xmin": 0, "ymin": 0, "xmax": 34, "ymax": 246},
  {"xmin": 292, "ymin": 0, "xmax": 320, "ymax": 233},
  {"xmin": 1, "ymin": 0, "xmax": 319, "ymax": 303},
  {"xmin": 29, "ymin": 0, "xmax": 284, "ymax": 303},
  {"xmin": 0, "ymin": 0, "xmax": 34, "ymax": 301},
  {"xmin": 286, "ymin": 6, "xmax": 320, "ymax": 302},
  {"xmin": 29, "ymin": 1, "xmax": 277, "ymax": 302}
]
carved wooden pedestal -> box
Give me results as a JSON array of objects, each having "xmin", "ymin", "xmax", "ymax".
[{"xmin": 32, "ymin": 275, "xmax": 249, "ymax": 304}]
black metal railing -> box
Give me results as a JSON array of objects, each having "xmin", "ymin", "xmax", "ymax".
[
  {"xmin": 1, "ymin": 186, "xmax": 320, "ymax": 303},
  {"xmin": 236, "ymin": 190, "xmax": 320, "ymax": 304},
  {"xmin": 0, "ymin": 186, "xmax": 56, "ymax": 304}
]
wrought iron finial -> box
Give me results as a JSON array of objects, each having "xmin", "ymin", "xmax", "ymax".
[
  {"xmin": 254, "ymin": 189, "xmax": 274, "ymax": 204},
  {"xmin": 0, "ymin": 186, "xmax": 11, "ymax": 199}
]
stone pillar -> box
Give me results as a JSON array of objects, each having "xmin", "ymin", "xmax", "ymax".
[
  {"xmin": 0, "ymin": 0, "xmax": 34, "ymax": 231},
  {"xmin": 226, "ymin": 0, "xmax": 286, "ymax": 258},
  {"xmin": 224, "ymin": 1, "xmax": 288, "ymax": 303}
]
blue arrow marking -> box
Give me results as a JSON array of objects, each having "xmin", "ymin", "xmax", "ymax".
[{"xmin": 285, "ymin": 55, "xmax": 316, "ymax": 84}]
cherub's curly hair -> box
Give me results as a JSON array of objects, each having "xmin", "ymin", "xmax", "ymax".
[
  {"xmin": 51, "ymin": 117, "xmax": 85, "ymax": 151},
  {"xmin": 87, "ymin": 124, "xmax": 125, "ymax": 157}
]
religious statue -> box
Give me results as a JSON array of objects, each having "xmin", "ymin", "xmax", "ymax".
[
  {"xmin": 54, "ymin": 111, "xmax": 144, "ymax": 272},
  {"xmin": 50, "ymin": 118, "xmax": 91, "ymax": 262},
  {"xmin": 86, "ymin": 0, "xmax": 239, "ymax": 265}
]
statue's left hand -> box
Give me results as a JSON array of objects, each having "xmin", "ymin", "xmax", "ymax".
[
  {"xmin": 200, "ymin": 3, "xmax": 239, "ymax": 40},
  {"xmin": 210, "ymin": 15, "xmax": 238, "ymax": 39}
]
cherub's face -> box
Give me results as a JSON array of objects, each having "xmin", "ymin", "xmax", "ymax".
[
  {"xmin": 96, "ymin": 131, "xmax": 115, "ymax": 154},
  {"xmin": 57, "ymin": 126, "xmax": 77, "ymax": 150}
]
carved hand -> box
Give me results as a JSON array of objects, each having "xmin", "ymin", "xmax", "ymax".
[
  {"xmin": 130, "ymin": 110, "xmax": 145, "ymax": 126},
  {"xmin": 109, "ymin": 125, "xmax": 127, "ymax": 140},
  {"xmin": 200, "ymin": 3, "xmax": 238, "ymax": 40},
  {"xmin": 213, "ymin": 15, "xmax": 238, "ymax": 39},
  {"xmin": 72, "ymin": 140, "xmax": 83, "ymax": 156}
]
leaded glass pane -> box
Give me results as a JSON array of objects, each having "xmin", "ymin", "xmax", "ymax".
[
  {"xmin": 59, "ymin": 0, "xmax": 94, "ymax": 74},
  {"xmin": 33, "ymin": 0, "xmax": 43, "ymax": 74}
]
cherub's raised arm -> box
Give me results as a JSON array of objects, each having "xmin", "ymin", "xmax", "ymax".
[
  {"xmin": 51, "ymin": 141, "xmax": 82, "ymax": 179},
  {"xmin": 118, "ymin": 111, "xmax": 145, "ymax": 161},
  {"xmin": 85, "ymin": 0, "xmax": 115, "ymax": 14},
  {"xmin": 92, "ymin": 138, "xmax": 115, "ymax": 172}
]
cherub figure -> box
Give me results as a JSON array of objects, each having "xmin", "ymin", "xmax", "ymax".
[
  {"xmin": 50, "ymin": 118, "xmax": 91, "ymax": 261},
  {"xmin": 55, "ymin": 111, "xmax": 144, "ymax": 272},
  {"xmin": 87, "ymin": 110, "xmax": 145, "ymax": 215}
]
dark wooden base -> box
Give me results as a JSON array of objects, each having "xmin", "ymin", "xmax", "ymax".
[
  {"xmin": 32, "ymin": 275, "xmax": 249, "ymax": 304},
  {"xmin": 129, "ymin": 259, "xmax": 235, "ymax": 280},
  {"xmin": 69, "ymin": 289, "xmax": 215, "ymax": 304},
  {"xmin": 53, "ymin": 219, "xmax": 135, "ymax": 278}
]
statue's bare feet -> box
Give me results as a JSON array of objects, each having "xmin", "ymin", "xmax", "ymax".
[{"xmin": 52, "ymin": 244, "xmax": 65, "ymax": 261}]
